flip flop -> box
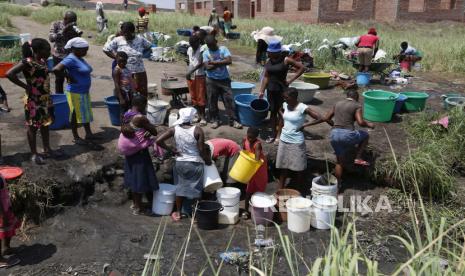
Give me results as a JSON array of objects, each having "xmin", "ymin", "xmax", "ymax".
[
  {"xmin": 171, "ymin": 212, "xmax": 181, "ymax": 222},
  {"xmin": 0, "ymin": 257, "xmax": 20, "ymax": 268},
  {"xmin": 354, "ymin": 159, "xmax": 370, "ymax": 166},
  {"xmin": 265, "ymin": 137, "xmax": 275, "ymax": 144}
]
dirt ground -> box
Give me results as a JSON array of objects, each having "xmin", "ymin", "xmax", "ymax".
[{"xmin": 1, "ymin": 16, "xmax": 464, "ymax": 275}]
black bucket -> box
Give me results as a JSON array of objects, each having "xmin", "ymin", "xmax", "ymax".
[{"xmin": 196, "ymin": 201, "xmax": 223, "ymax": 230}]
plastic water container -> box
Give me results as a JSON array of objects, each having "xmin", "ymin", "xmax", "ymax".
[
  {"xmin": 231, "ymin": 82, "xmax": 255, "ymax": 98},
  {"xmin": 311, "ymin": 195, "xmax": 338, "ymax": 230},
  {"xmin": 229, "ymin": 150, "xmax": 264, "ymax": 184},
  {"xmin": 286, "ymin": 197, "xmax": 312, "ymax": 233},
  {"xmin": 203, "ymin": 164, "xmax": 223, "ymax": 193},
  {"xmin": 104, "ymin": 96, "xmax": 121, "ymax": 126},
  {"xmin": 356, "ymin": 72, "xmax": 371, "ymax": 87},
  {"xmin": 275, "ymin": 189, "xmax": 301, "ymax": 222},
  {"xmin": 235, "ymin": 94, "xmax": 269, "ymax": 127},
  {"xmin": 168, "ymin": 112, "xmax": 178, "ymax": 127},
  {"xmin": 19, "ymin": 33, "xmax": 31, "ymax": 44},
  {"xmin": 311, "ymin": 176, "xmax": 338, "ymax": 198},
  {"xmin": 151, "ymin": 47, "xmax": 164, "ymax": 59},
  {"xmin": 152, "ymin": 184, "xmax": 176, "ymax": 215},
  {"xmin": 216, "ymin": 187, "xmax": 241, "ymax": 214},
  {"xmin": 46, "ymin": 57, "xmax": 54, "ymax": 71},
  {"xmin": 49, "ymin": 94, "xmax": 70, "ymax": 130},
  {"xmin": 147, "ymin": 99, "xmax": 169, "ymax": 125},
  {"xmin": 250, "ymin": 192, "xmax": 277, "ymax": 226}
]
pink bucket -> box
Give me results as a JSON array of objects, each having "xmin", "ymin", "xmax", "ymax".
[
  {"xmin": 250, "ymin": 193, "xmax": 277, "ymax": 226},
  {"xmin": 400, "ymin": 61, "xmax": 411, "ymax": 71}
]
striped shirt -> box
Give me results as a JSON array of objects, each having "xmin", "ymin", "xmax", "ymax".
[{"xmin": 136, "ymin": 15, "xmax": 149, "ymax": 33}]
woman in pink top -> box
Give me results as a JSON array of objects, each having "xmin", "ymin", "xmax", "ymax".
[
  {"xmin": 356, "ymin": 28, "xmax": 379, "ymax": 72},
  {"xmin": 206, "ymin": 138, "xmax": 240, "ymax": 183}
]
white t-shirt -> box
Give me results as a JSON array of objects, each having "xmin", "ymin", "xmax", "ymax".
[
  {"xmin": 187, "ymin": 46, "xmax": 205, "ymax": 76},
  {"xmin": 280, "ymin": 102, "xmax": 308, "ymax": 144}
]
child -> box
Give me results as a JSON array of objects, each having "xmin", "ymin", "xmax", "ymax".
[
  {"xmin": 7, "ymin": 38, "xmax": 56, "ymax": 164},
  {"xmin": 186, "ymin": 35, "xmax": 207, "ymax": 125},
  {"xmin": 113, "ymin": 51, "xmax": 136, "ymax": 115},
  {"xmin": 0, "ymin": 84, "xmax": 10, "ymax": 112},
  {"xmin": 0, "ymin": 174, "xmax": 20, "ymax": 268},
  {"xmin": 242, "ymin": 127, "xmax": 268, "ymax": 219}
]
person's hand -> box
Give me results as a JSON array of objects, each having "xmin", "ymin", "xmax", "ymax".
[
  {"xmin": 285, "ymin": 80, "xmax": 291, "ymax": 87},
  {"xmin": 121, "ymin": 124, "xmax": 135, "ymax": 138},
  {"xmin": 205, "ymin": 159, "xmax": 212, "ymax": 166},
  {"xmin": 63, "ymin": 22, "xmax": 76, "ymax": 32},
  {"xmin": 205, "ymin": 64, "xmax": 215, "ymax": 70},
  {"xmin": 185, "ymin": 73, "xmax": 191, "ymax": 81},
  {"xmin": 297, "ymin": 125, "xmax": 305, "ymax": 132},
  {"xmin": 258, "ymin": 92, "xmax": 265, "ymax": 99},
  {"xmin": 367, "ymin": 122, "xmax": 375, "ymax": 129}
]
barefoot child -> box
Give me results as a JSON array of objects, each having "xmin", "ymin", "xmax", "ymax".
[
  {"xmin": 242, "ymin": 127, "xmax": 268, "ymax": 219},
  {"xmin": 0, "ymin": 175, "xmax": 20, "ymax": 268},
  {"xmin": 113, "ymin": 51, "xmax": 136, "ymax": 115}
]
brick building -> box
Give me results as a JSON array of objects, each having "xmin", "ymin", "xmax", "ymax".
[{"xmin": 175, "ymin": 0, "xmax": 465, "ymax": 23}]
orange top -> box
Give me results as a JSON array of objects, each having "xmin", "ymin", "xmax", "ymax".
[{"xmin": 223, "ymin": 10, "xmax": 232, "ymax": 22}]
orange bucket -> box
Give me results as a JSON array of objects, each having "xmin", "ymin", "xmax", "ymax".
[{"xmin": 0, "ymin": 62, "xmax": 14, "ymax": 78}]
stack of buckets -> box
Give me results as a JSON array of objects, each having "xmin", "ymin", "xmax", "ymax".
[
  {"xmin": 216, "ymin": 187, "xmax": 241, "ymax": 224},
  {"xmin": 152, "ymin": 183, "xmax": 176, "ymax": 215},
  {"xmin": 284, "ymin": 175, "xmax": 338, "ymax": 233}
]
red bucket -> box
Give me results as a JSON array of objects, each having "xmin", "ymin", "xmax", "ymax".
[
  {"xmin": 0, "ymin": 62, "xmax": 14, "ymax": 78},
  {"xmin": 400, "ymin": 61, "xmax": 411, "ymax": 72}
]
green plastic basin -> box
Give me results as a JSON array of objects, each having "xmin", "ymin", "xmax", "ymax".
[
  {"xmin": 302, "ymin": 72, "xmax": 331, "ymax": 89},
  {"xmin": 400, "ymin": 92, "xmax": 429, "ymax": 112},
  {"xmin": 362, "ymin": 90, "xmax": 399, "ymax": 122},
  {"xmin": 0, "ymin": 35, "xmax": 20, "ymax": 48}
]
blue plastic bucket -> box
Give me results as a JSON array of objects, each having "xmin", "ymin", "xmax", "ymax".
[
  {"xmin": 356, "ymin": 72, "xmax": 371, "ymax": 87},
  {"xmin": 393, "ymin": 94, "xmax": 408, "ymax": 114},
  {"xmin": 235, "ymin": 94, "xmax": 268, "ymax": 127},
  {"xmin": 231, "ymin": 82, "xmax": 255, "ymax": 98},
  {"xmin": 104, "ymin": 96, "xmax": 121, "ymax": 126},
  {"xmin": 49, "ymin": 94, "xmax": 70, "ymax": 130},
  {"xmin": 46, "ymin": 57, "xmax": 54, "ymax": 71}
]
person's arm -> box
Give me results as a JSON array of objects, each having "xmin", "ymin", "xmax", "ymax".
[
  {"xmin": 49, "ymin": 22, "xmax": 61, "ymax": 43},
  {"xmin": 195, "ymin": 126, "xmax": 212, "ymax": 166},
  {"xmin": 6, "ymin": 62, "xmax": 29, "ymax": 93},
  {"xmin": 0, "ymin": 85, "xmax": 9, "ymax": 110},
  {"xmin": 113, "ymin": 67, "xmax": 125, "ymax": 106},
  {"xmin": 103, "ymin": 39, "xmax": 117, "ymax": 59},
  {"xmin": 133, "ymin": 116, "xmax": 158, "ymax": 136},
  {"xmin": 186, "ymin": 49, "xmax": 204, "ymax": 79},
  {"xmin": 155, "ymin": 128, "xmax": 178, "ymax": 154},
  {"xmin": 299, "ymin": 107, "xmax": 326, "ymax": 130},
  {"xmin": 258, "ymin": 70, "xmax": 269, "ymax": 99},
  {"xmin": 52, "ymin": 62, "xmax": 76, "ymax": 84},
  {"xmin": 373, "ymin": 39, "xmax": 379, "ymax": 57},
  {"xmin": 355, "ymin": 108, "xmax": 375, "ymax": 129},
  {"xmin": 284, "ymin": 57, "xmax": 305, "ymax": 85},
  {"xmin": 203, "ymin": 50, "xmax": 215, "ymax": 70},
  {"xmin": 208, "ymin": 15, "xmax": 213, "ymax": 26},
  {"xmin": 254, "ymin": 142, "xmax": 262, "ymax": 162},
  {"xmin": 209, "ymin": 47, "xmax": 232, "ymax": 66},
  {"xmin": 323, "ymin": 106, "xmax": 335, "ymax": 127}
]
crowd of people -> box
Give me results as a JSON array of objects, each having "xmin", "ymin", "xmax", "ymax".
[{"xmin": 0, "ymin": 8, "xmax": 389, "ymax": 267}]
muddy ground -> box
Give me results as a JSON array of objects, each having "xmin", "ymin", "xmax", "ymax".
[{"xmin": 1, "ymin": 16, "xmax": 464, "ymax": 275}]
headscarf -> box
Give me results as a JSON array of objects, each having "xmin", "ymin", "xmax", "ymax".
[
  {"xmin": 173, "ymin": 107, "xmax": 197, "ymax": 126},
  {"xmin": 138, "ymin": 7, "xmax": 146, "ymax": 14},
  {"xmin": 368, "ymin": 28, "xmax": 377, "ymax": 36},
  {"xmin": 64, "ymin": 37, "xmax": 89, "ymax": 49},
  {"xmin": 252, "ymin": 26, "xmax": 283, "ymax": 44}
]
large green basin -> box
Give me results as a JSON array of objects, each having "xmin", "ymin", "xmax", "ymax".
[
  {"xmin": 362, "ymin": 90, "xmax": 399, "ymax": 122},
  {"xmin": 400, "ymin": 92, "xmax": 429, "ymax": 112},
  {"xmin": 302, "ymin": 72, "xmax": 331, "ymax": 89},
  {"xmin": 0, "ymin": 35, "xmax": 20, "ymax": 48}
]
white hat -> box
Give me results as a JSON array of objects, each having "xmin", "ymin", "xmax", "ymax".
[
  {"xmin": 173, "ymin": 107, "xmax": 197, "ymax": 126},
  {"xmin": 64, "ymin": 37, "xmax": 89, "ymax": 50},
  {"xmin": 252, "ymin": 26, "xmax": 283, "ymax": 44}
]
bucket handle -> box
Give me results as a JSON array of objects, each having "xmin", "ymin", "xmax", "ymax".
[
  {"xmin": 220, "ymin": 201, "xmax": 240, "ymax": 208},
  {"xmin": 441, "ymin": 94, "xmax": 447, "ymax": 99}
]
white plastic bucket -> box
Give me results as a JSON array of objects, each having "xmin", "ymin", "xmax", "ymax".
[
  {"xmin": 152, "ymin": 183, "xmax": 176, "ymax": 215},
  {"xmin": 151, "ymin": 47, "xmax": 164, "ymax": 59},
  {"xmin": 19, "ymin": 33, "xmax": 31, "ymax": 44},
  {"xmin": 251, "ymin": 192, "xmax": 277, "ymax": 226},
  {"xmin": 168, "ymin": 112, "xmax": 178, "ymax": 127},
  {"xmin": 216, "ymin": 187, "xmax": 240, "ymax": 214},
  {"xmin": 148, "ymin": 83, "xmax": 157, "ymax": 94},
  {"xmin": 203, "ymin": 164, "xmax": 223, "ymax": 193},
  {"xmin": 286, "ymin": 197, "xmax": 312, "ymax": 233},
  {"xmin": 311, "ymin": 195, "xmax": 338, "ymax": 230},
  {"xmin": 311, "ymin": 176, "xmax": 338, "ymax": 198},
  {"xmin": 147, "ymin": 99, "xmax": 169, "ymax": 125}
]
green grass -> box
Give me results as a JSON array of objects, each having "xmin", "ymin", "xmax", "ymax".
[{"xmin": 26, "ymin": 5, "xmax": 465, "ymax": 73}]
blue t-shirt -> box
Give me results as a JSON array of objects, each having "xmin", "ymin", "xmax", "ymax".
[
  {"xmin": 60, "ymin": 53, "xmax": 93, "ymax": 94},
  {"xmin": 280, "ymin": 102, "xmax": 308, "ymax": 144},
  {"xmin": 202, "ymin": 46, "xmax": 231, "ymax": 80}
]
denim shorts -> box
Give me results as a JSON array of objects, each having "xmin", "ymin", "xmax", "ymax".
[{"xmin": 330, "ymin": 128, "xmax": 368, "ymax": 156}]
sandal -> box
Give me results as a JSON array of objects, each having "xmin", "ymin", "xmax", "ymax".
[
  {"xmin": 0, "ymin": 257, "xmax": 20, "ymax": 268},
  {"xmin": 171, "ymin": 212, "xmax": 181, "ymax": 222},
  {"xmin": 132, "ymin": 209, "xmax": 152, "ymax": 216},
  {"xmin": 31, "ymin": 154, "xmax": 45, "ymax": 165},
  {"xmin": 265, "ymin": 137, "xmax": 275, "ymax": 144},
  {"xmin": 199, "ymin": 119, "xmax": 207, "ymax": 126},
  {"xmin": 232, "ymin": 121, "xmax": 243, "ymax": 129},
  {"xmin": 354, "ymin": 159, "xmax": 370, "ymax": 166},
  {"xmin": 241, "ymin": 211, "xmax": 251, "ymax": 220}
]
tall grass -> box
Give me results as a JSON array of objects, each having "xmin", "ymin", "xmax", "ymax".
[{"xmin": 26, "ymin": 5, "xmax": 465, "ymax": 73}]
